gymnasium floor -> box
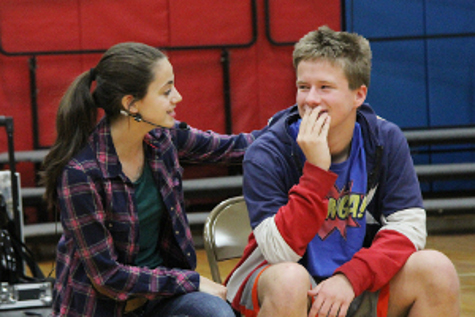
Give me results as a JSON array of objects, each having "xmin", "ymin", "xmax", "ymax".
[
  {"xmin": 197, "ymin": 233, "xmax": 474, "ymax": 316},
  {"xmin": 424, "ymin": 233, "xmax": 475, "ymax": 316},
  {"xmin": 34, "ymin": 232, "xmax": 474, "ymax": 316}
]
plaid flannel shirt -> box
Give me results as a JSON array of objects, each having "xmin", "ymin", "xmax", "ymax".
[{"xmin": 52, "ymin": 118, "xmax": 258, "ymax": 316}]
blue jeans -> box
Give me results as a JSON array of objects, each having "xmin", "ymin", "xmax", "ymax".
[{"xmin": 125, "ymin": 291, "xmax": 236, "ymax": 317}]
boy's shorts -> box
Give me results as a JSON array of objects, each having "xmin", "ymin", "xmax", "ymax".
[{"xmin": 239, "ymin": 265, "xmax": 390, "ymax": 317}]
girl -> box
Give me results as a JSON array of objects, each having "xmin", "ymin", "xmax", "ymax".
[{"xmin": 41, "ymin": 42, "xmax": 259, "ymax": 316}]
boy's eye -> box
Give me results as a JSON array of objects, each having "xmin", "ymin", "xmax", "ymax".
[{"xmin": 164, "ymin": 89, "xmax": 172, "ymax": 96}]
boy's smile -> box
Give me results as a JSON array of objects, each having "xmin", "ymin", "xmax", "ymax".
[{"xmin": 296, "ymin": 59, "xmax": 367, "ymax": 136}]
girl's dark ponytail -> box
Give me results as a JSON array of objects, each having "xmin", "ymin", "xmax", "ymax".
[{"xmin": 40, "ymin": 70, "xmax": 98, "ymax": 212}]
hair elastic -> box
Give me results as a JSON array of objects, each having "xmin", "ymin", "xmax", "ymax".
[{"xmin": 89, "ymin": 68, "xmax": 97, "ymax": 81}]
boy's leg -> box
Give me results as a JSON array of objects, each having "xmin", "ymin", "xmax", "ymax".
[
  {"xmin": 242, "ymin": 263, "xmax": 385, "ymax": 317},
  {"xmin": 387, "ymin": 250, "xmax": 460, "ymax": 317},
  {"xmin": 240, "ymin": 250, "xmax": 460, "ymax": 317},
  {"xmin": 241, "ymin": 262, "xmax": 312, "ymax": 317}
]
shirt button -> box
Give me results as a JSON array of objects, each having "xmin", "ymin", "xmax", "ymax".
[
  {"xmin": 170, "ymin": 207, "xmax": 174, "ymax": 211},
  {"xmin": 187, "ymin": 253, "xmax": 191, "ymax": 257},
  {"xmin": 175, "ymin": 231, "xmax": 179, "ymax": 235}
]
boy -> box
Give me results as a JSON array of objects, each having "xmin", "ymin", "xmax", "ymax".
[{"xmin": 226, "ymin": 26, "xmax": 460, "ymax": 317}]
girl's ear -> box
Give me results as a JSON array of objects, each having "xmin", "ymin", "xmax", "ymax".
[{"xmin": 121, "ymin": 95, "xmax": 139, "ymax": 114}]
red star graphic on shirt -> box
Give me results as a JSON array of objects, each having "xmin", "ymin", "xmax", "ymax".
[
  {"xmin": 318, "ymin": 214, "xmax": 360, "ymax": 240},
  {"xmin": 317, "ymin": 182, "xmax": 361, "ymax": 241}
]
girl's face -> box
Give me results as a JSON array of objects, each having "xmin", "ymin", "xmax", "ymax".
[{"xmin": 133, "ymin": 58, "xmax": 182, "ymax": 129}]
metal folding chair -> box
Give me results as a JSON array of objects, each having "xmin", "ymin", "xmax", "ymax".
[{"xmin": 203, "ymin": 196, "xmax": 251, "ymax": 284}]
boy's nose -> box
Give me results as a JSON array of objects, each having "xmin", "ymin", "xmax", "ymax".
[{"xmin": 305, "ymin": 88, "xmax": 322, "ymax": 106}]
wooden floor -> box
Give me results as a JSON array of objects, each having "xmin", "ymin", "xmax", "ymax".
[
  {"xmin": 424, "ymin": 233, "xmax": 475, "ymax": 316},
  {"xmin": 38, "ymin": 233, "xmax": 475, "ymax": 316}
]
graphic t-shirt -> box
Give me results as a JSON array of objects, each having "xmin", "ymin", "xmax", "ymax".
[{"xmin": 289, "ymin": 119, "xmax": 367, "ymax": 279}]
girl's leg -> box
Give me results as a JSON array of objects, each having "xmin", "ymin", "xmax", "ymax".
[{"xmin": 144, "ymin": 291, "xmax": 236, "ymax": 317}]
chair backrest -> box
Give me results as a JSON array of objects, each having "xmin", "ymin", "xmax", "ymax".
[{"xmin": 203, "ymin": 196, "xmax": 251, "ymax": 283}]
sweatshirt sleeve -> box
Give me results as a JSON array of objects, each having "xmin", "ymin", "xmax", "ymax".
[
  {"xmin": 334, "ymin": 229, "xmax": 416, "ymax": 296},
  {"xmin": 174, "ymin": 125, "xmax": 263, "ymax": 165},
  {"xmin": 245, "ymin": 161, "xmax": 337, "ymax": 263}
]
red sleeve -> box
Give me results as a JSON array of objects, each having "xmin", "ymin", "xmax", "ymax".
[
  {"xmin": 274, "ymin": 162, "xmax": 337, "ymax": 256},
  {"xmin": 334, "ymin": 229, "xmax": 416, "ymax": 296}
]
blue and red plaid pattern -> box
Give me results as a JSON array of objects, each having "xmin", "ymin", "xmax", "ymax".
[{"xmin": 53, "ymin": 118, "xmax": 259, "ymax": 316}]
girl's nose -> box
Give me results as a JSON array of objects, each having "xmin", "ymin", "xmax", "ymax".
[{"xmin": 172, "ymin": 88, "xmax": 183, "ymax": 104}]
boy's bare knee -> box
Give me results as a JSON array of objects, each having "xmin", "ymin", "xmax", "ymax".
[
  {"xmin": 415, "ymin": 250, "xmax": 459, "ymax": 295},
  {"xmin": 259, "ymin": 262, "xmax": 310, "ymax": 292},
  {"xmin": 257, "ymin": 262, "xmax": 310, "ymax": 309},
  {"xmin": 394, "ymin": 250, "xmax": 460, "ymax": 315},
  {"xmin": 389, "ymin": 250, "xmax": 460, "ymax": 316},
  {"xmin": 409, "ymin": 250, "xmax": 459, "ymax": 287}
]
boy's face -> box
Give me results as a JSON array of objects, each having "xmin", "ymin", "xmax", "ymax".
[{"xmin": 296, "ymin": 59, "xmax": 367, "ymax": 134}]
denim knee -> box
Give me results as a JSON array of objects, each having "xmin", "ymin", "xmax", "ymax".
[{"xmin": 145, "ymin": 291, "xmax": 235, "ymax": 317}]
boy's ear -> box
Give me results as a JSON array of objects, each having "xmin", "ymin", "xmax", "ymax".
[{"xmin": 354, "ymin": 85, "xmax": 368, "ymax": 108}]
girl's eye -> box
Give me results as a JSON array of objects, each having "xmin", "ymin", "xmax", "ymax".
[{"xmin": 164, "ymin": 89, "xmax": 172, "ymax": 96}]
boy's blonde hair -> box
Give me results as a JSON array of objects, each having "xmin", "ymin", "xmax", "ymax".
[{"xmin": 293, "ymin": 26, "xmax": 372, "ymax": 90}]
